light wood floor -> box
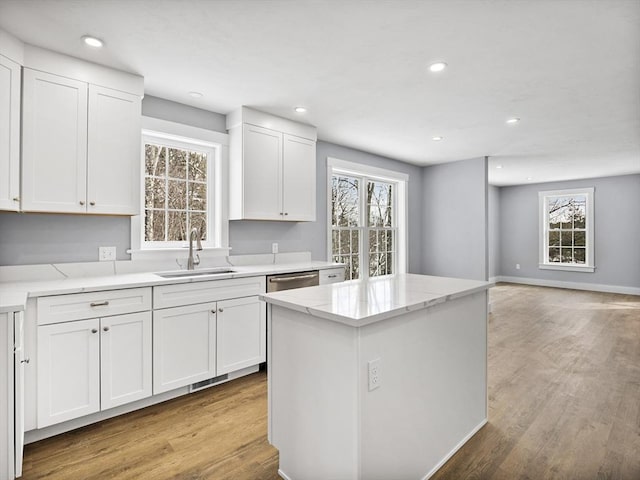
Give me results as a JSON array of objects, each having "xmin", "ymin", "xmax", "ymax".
[{"xmin": 22, "ymin": 284, "xmax": 640, "ymax": 479}]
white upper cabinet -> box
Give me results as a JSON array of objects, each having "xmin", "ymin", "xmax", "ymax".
[
  {"xmin": 22, "ymin": 69, "xmax": 88, "ymax": 213},
  {"xmin": 20, "ymin": 46, "xmax": 144, "ymax": 215},
  {"xmin": 227, "ymin": 107, "xmax": 317, "ymax": 221},
  {"xmin": 87, "ymin": 85, "xmax": 141, "ymax": 215},
  {"xmin": 0, "ymin": 54, "xmax": 21, "ymax": 211}
]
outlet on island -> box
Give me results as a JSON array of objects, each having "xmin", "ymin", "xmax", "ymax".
[{"xmin": 99, "ymin": 246, "xmax": 116, "ymax": 261}]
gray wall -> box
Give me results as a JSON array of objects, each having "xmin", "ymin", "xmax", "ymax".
[
  {"xmin": 488, "ymin": 185, "xmax": 500, "ymax": 280},
  {"xmin": 422, "ymin": 157, "xmax": 488, "ymax": 281},
  {"xmin": 0, "ymin": 212, "xmax": 131, "ymax": 265},
  {"xmin": 0, "ymin": 97, "xmax": 425, "ymax": 270},
  {"xmin": 499, "ymin": 174, "xmax": 640, "ymax": 288},
  {"xmin": 230, "ymin": 141, "xmax": 425, "ymax": 272}
]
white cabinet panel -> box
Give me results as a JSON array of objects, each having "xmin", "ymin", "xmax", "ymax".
[
  {"xmin": 283, "ymin": 134, "xmax": 316, "ymax": 221},
  {"xmin": 153, "ymin": 303, "xmax": 217, "ymax": 394},
  {"xmin": 22, "ymin": 69, "xmax": 88, "ymax": 213},
  {"xmin": 0, "ymin": 55, "xmax": 21, "ymax": 211},
  {"xmin": 241, "ymin": 123, "xmax": 282, "ymax": 220},
  {"xmin": 37, "ymin": 318, "xmax": 100, "ymax": 428},
  {"xmin": 216, "ymin": 296, "xmax": 266, "ymax": 375},
  {"xmin": 319, "ymin": 267, "xmax": 346, "ymax": 285},
  {"xmin": 100, "ymin": 312, "xmax": 152, "ymax": 410},
  {"xmin": 88, "ymin": 85, "xmax": 141, "ymax": 215}
]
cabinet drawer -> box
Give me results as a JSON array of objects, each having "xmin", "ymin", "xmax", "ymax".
[
  {"xmin": 319, "ymin": 267, "xmax": 346, "ymax": 285},
  {"xmin": 37, "ymin": 287, "xmax": 152, "ymax": 325},
  {"xmin": 153, "ymin": 276, "xmax": 266, "ymax": 309}
]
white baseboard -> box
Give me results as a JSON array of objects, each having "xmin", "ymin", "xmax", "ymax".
[
  {"xmin": 496, "ymin": 276, "xmax": 640, "ymax": 296},
  {"xmin": 421, "ymin": 419, "xmax": 488, "ymax": 480},
  {"xmin": 278, "ymin": 469, "xmax": 292, "ymax": 480}
]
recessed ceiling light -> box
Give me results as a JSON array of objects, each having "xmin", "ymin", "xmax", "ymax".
[
  {"xmin": 496, "ymin": 164, "xmax": 503, "ymax": 169},
  {"xmin": 527, "ymin": 176, "xmax": 533, "ymax": 181},
  {"xmin": 188, "ymin": 91, "xmax": 203, "ymax": 98},
  {"xmin": 429, "ymin": 62, "xmax": 447, "ymax": 73},
  {"xmin": 82, "ymin": 35, "xmax": 104, "ymax": 48},
  {"xmin": 294, "ymin": 106, "xmax": 307, "ymax": 113},
  {"xmin": 506, "ymin": 117, "xmax": 520, "ymax": 124},
  {"xmin": 432, "ymin": 136, "xmax": 443, "ymax": 141}
]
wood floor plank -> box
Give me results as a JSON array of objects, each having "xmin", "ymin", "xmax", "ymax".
[{"xmin": 21, "ymin": 283, "xmax": 640, "ymax": 479}]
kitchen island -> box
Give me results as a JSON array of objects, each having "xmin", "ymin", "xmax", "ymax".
[{"xmin": 261, "ymin": 273, "xmax": 489, "ymax": 480}]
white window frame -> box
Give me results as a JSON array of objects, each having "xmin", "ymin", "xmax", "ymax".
[
  {"xmin": 130, "ymin": 117, "xmax": 230, "ymax": 260},
  {"xmin": 327, "ymin": 157, "xmax": 408, "ymax": 278},
  {"xmin": 539, "ymin": 187, "xmax": 594, "ymax": 272}
]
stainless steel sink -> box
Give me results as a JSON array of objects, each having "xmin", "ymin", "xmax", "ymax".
[{"xmin": 155, "ymin": 267, "xmax": 236, "ymax": 279}]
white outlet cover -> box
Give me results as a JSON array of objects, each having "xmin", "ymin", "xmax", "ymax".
[
  {"xmin": 99, "ymin": 246, "xmax": 116, "ymax": 261},
  {"xmin": 368, "ymin": 358, "xmax": 381, "ymax": 391}
]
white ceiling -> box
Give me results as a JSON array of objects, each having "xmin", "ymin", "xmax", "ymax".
[{"xmin": 1, "ymin": 0, "xmax": 638, "ymax": 186}]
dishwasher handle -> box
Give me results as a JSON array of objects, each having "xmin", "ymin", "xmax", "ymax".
[{"xmin": 269, "ymin": 273, "xmax": 318, "ymax": 283}]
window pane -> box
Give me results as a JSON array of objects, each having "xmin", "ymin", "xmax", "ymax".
[
  {"xmin": 168, "ymin": 148, "xmax": 187, "ymax": 178},
  {"xmin": 145, "ymin": 177, "xmax": 165, "ymax": 209},
  {"xmin": 560, "ymin": 231, "xmax": 572, "ymax": 246},
  {"xmin": 332, "ymin": 176, "xmax": 359, "ymax": 227},
  {"xmin": 387, "ymin": 230, "xmax": 393, "ymax": 254},
  {"xmin": 167, "ymin": 211, "xmax": 187, "ymax": 241},
  {"xmin": 549, "ymin": 214, "xmax": 561, "ymax": 230},
  {"xmin": 386, "ymin": 252, "xmax": 393, "ymax": 275},
  {"xmin": 574, "ymin": 231, "xmax": 585, "ymax": 246},
  {"xmin": 351, "ymin": 230, "xmax": 359, "ymax": 254},
  {"xmin": 145, "ymin": 209, "xmax": 165, "ymax": 241},
  {"xmin": 561, "ymin": 248, "xmax": 572, "ymax": 263},
  {"xmin": 332, "ymin": 230, "xmax": 339, "ymax": 255},
  {"xmin": 168, "ymin": 180, "xmax": 187, "ymax": 209},
  {"xmin": 369, "ymin": 230, "xmax": 378, "ymax": 253},
  {"xmin": 367, "ymin": 181, "xmax": 392, "ymax": 227},
  {"xmin": 549, "ymin": 247, "xmax": 560, "ymax": 262},
  {"xmin": 189, "ymin": 181, "xmax": 207, "ymax": 211},
  {"xmin": 340, "ymin": 230, "xmax": 351, "ymax": 255},
  {"xmin": 189, "ymin": 212, "xmax": 207, "ymax": 241},
  {"xmin": 548, "ymin": 231, "xmax": 560, "ymax": 246},
  {"xmin": 188, "ymin": 152, "xmax": 207, "ymax": 181},
  {"xmin": 574, "ymin": 248, "xmax": 586, "ymax": 264},
  {"xmin": 145, "ymin": 145, "xmax": 165, "ymax": 176},
  {"xmin": 351, "ymin": 255, "xmax": 360, "ymax": 280}
]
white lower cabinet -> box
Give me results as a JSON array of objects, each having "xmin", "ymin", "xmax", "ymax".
[
  {"xmin": 216, "ymin": 296, "xmax": 266, "ymax": 376},
  {"xmin": 153, "ymin": 302, "xmax": 217, "ymax": 394},
  {"xmin": 37, "ymin": 312, "xmax": 152, "ymax": 428}
]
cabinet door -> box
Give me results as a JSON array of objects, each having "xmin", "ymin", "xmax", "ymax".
[
  {"xmin": 282, "ymin": 134, "xmax": 316, "ymax": 221},
  {"xmin": 242, "ymin": 123, "xmax": 282, "ymax": 220},
  {"xmin": 100, "ymin": 312, "xmax": 152, "ymax": 410},
  {"xmin": 153, "ymin": 303, "xmax": 216, "ymax": 394},
  {"xmin": 216, "ymin": 296, "xmax": 266, "ymax": 376},
  {"xmin": 0, "ymin": 55, "xmax": 21, "ymax": 211},
  {"xmin": 88, "ymin": 85, "xmax": 141, "ymax": 215},
  {"xmin": 37, "ymin": 318, "xmax": 100, "ymax": 428},
  {"xmin": 22, "ymin": 69, "xmax": 88, "ymax": 213}
]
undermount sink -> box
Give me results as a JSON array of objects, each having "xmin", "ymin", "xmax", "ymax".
[{"xmin": 155, "ymin": 267, "xmax": 236, "ymax": 279}]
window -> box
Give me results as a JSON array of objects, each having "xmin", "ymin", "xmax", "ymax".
[
  {"xmin": 131, "ymin": 117, "xmax": 229, "ymax": 258},
  {"xmin": 328, "ymin": 158, "xmax": 407, "ymax": 280},
  {"xmin": 539, "ymin": 188, "xmax": 594, "ymax": 272}
]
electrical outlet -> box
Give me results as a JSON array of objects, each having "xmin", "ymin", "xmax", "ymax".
[
  {"xmin": 368, "ymin": 358, "xmax": 381, "ymax": 391},
  {"xmin": 99, "ymin": 246, "xmax": 116, "ymax": 261},
  {"xmin": 516, "ymin": 263, "xmax": 521, "ymax": 270},
  {"xmin": 272, "ymin": 243, "xmax": 279, "ymax": 254}
]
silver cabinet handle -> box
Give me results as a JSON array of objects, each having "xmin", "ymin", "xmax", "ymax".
[
  {"xmin": 211, "ymin": 309, "xmax": 216, "ymax": 314},
  {"xmin": 269, "ymin": 273, "xmax": 318, "ymax": 283},
  {"xmin": 327, "ymin": 274, "xmax": 338, "ymax": 278},
  {"xmin": 79, "ymin": 200, "xmax": 85, "ymax": 206},
  {"xmin": 218, "ymin": 308, "xmax": 224, "ymax": 313},
  {"xmin": 90, "ymin": 301, "xmax": 109, "ymax": 307},
  {"xmin": 90, "ymin": 201, "xmax": 96, "ymax": 206},
  {"xmin": 21, "ymin": 358, "xmax": 30, "ymax": 364},
  {"xmin": 91, "ymin": 328, "xmax": 98, "ymax": 334},
  {"xmin": 284, "ymin": 212, "xmax": 289, "ymax": 216},
  {"xmin": 13, "ymin": 197, "xmax": 19, "ymax": 202},
  {"xmin": 103, "ymin": 326, "xmax": 110, "ymax": 332}
]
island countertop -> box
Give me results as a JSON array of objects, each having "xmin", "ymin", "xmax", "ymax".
[{"xmin": 260, "ymin": 273, "xmax": 489, "ymax": 327}]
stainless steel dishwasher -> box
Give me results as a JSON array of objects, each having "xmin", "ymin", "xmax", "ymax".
[{"xmin": 266, "ymin": 270, "xmax": 320, "ymax": 292}]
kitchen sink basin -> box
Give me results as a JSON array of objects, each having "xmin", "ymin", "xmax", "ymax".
[{"xmin": 155, "ymin": 267, "xmax": 236, "ymax": 279}]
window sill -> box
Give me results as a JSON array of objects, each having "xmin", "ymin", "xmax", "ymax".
[{"xmin": 539, "ymin": 263, "xmax": 595, "ymax": 273}]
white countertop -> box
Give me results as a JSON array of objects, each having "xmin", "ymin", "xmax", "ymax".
[
  {"xmin": 260, "ymin": 273, "xmax": 489, "ymax": 326},
  {"xmin": 0, "ymin": 260, "xmax": 342, "ymax": 313}
]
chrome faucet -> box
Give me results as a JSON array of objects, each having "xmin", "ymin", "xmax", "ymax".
[{"xmin": 187, "ymin": 227, "xmax": 203, "ymax": 270}]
